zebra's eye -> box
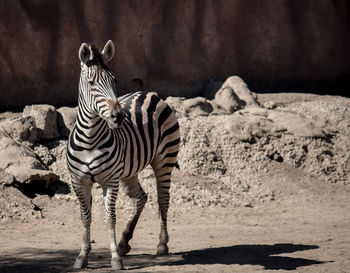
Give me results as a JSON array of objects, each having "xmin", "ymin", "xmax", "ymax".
[{"xmin": 88, "ymin": 81, "xmax": 94, "ymax": 85}]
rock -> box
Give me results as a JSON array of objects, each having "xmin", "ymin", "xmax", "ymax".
[
  {"xmin": 0, "ymin": 137, "xmax": 42, "ymax": 179},
  {"xmin": 225, "ymin": 107, "xmax": 333, "ymax": 142},
  {"xmin": 0, "ymin": 116, "xmax": 41, "ymax": 143},
  {"xmin": 23, "ymin": 104, "xmax": 60, "ymax": 139},
  {"xmin": 182, "ymin": 97, "xmax": 213, "ymax": 117},
  {"xmin": 57, "ymin": 106, "xmax": 77, "ymax": 137},
  {"xmin": 226, "ymin": 111, "xmax": 284, "ymax": 142},
  {"xmin": 263, "ymin": 101, "xmax": 277, "ymax": 109},
  {"xmin": 164, "ymin": 76, "xmax": 260, "ymax": 118},
  {"xmin": 0, "ymin": 169, "xmax": 15, "ymax": 187},
  {"xmin": 268, "ymin": 110, "xmax": 330, "ymax": 138},
  {"xmin": 0, "ymin": 135, "xmax": 59, "ymax": 185},
  {"xmin": 165, "ymin": 97, "xmax": 186, "ymax": 118},
  {"xmin": 211, "ymin": 86, "xmax": 243, "ymax": 114},
  {"xmin": 219, "ymin": 76, "xmax": 259, "ymax": 107}
]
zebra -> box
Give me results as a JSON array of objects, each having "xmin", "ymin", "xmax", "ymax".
[{"xmin": 66, "ymin": 40, "xmax": 180, "ymax": 270}]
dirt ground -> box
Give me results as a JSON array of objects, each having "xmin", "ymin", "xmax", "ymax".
[
  {"xmin": 1, "ymin": 92, "xmax": 350, "ymax": 272},
  {"xmin": 1, "ymin": 164, "xmax": 349, "ymax": 273}
]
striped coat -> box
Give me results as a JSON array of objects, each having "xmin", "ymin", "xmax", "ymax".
[{"xmin": 67, "ymin": 41, "xmax": 180, "ymax": 270}]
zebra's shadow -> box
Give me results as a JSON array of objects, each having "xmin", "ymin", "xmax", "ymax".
[{"xmin": 125, "ymin": 243, "xmax": 327, "ymax": 271}]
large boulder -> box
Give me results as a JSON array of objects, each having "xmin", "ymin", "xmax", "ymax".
[
  {"xmin": 182, "ymin": 97, "xmax": 213, "ymax": 117},
  {"xmin": 0, "ymin": 116, "xmax": 41, "ymax": 143},
  {"xmin": 166, "ymin": 96, "xmax": 214, "ymax": 118},
  {"xmin": 211, "ymin": 76, "xmax": 259, "ymax": 115},
  {"xmin": 211, "ymin": 86, "xmax": 243, "ymax": 115},
  {"xmin": 0, "ymin": 134, "xmax": 59, "ymax": 185},
  {"xmin": 23, "ymin": 104, "xmax": 60, "ymax": 140},
  {"xmin": 57, "ymin": 106, "xmax": 77, "ymax": 137},
  {"xmin": 221, "ymin": 76, "xmax": 259, "ymax": 107},
  {"xmin": 165, "ymin": 97, "xmax": 186, "ymax": 118}
]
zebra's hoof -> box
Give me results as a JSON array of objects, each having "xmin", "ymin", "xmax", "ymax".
[
  {"xmin": 157, "ymin": 243, "xmax": 169, "ymax": 255},
  {"xmin": 117, "ymin": 243, "xmax": 131, "ymax": 256},
  {"xmin": 73, "ymin": 256, "xmax": 88, "ymax": 269},
  {"xmin": 111, "ymin": 257, "xmax": 124, "ymax": 270}
]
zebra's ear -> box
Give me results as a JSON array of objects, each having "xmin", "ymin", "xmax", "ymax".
[
  {"xmin": 79, "ymin": 43, "xmax": 92, "ymax": 64},
  {"xmin": 101, "ymin": 40, "xmax": 115, "ymax": 63}
]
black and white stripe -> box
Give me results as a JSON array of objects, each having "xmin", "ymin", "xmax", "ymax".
[{"xmin": 67, "ymin": 41, "xmax": 180, "ymax": 270}]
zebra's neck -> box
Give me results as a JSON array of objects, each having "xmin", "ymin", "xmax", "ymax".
[
  {"xmin": 69, "ymin": 100, "xmax": 125, "ymax": 182},
  {"xmin": 75, "ymin": 99, "xmax": 111, "ymax": 143}
]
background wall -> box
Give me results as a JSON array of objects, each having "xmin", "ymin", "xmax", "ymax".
[{"xmin": 1, "ymin": 0, "xmax": 349, "ymax": 110}]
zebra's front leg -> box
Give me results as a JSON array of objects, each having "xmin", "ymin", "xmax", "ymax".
[
  {"xmin": 102, "ymin": 181, "xmax": 123, "ymax": 270},
  {"xmin": 72, "ymin": 178, "xmax": 93, "ymax": 269},
  {"xmin": 117, "ymin": 176, "xmax": 148, "ymax": 256}
]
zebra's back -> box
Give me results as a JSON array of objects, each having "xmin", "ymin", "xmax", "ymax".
[{"xmin": 118, "ymin": 91, "xmax": 180, "ymax": 180}]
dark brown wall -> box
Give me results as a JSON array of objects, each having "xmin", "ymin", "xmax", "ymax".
[{"xmin": 1, "ymin": 0, "xmax": 350, "ymax": 110}]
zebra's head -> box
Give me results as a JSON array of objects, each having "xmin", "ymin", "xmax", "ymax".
[{"xmin": 78, "ymin": 40, "xmax": 125, "ymax": 129}]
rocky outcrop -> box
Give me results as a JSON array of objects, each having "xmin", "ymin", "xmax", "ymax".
[
  {"xmin": 166, "ymin": 76, "xmax": 259, "ymax": 117},
  {"xmin": 1, "ymin": 116, "xmax": 41, "ymax": 143},
  {"xmin": 1, "ymin": 76, "xmax": 350, "ymax": 222},
  {"xmin": 23, "ymin": 105, "xmax": 60, "ymax": 140},
  {"xmin": 0, "ymin": 133, "xmax": 59, "ymax": 186},
  {"xmin": 57, "ymin": 106, "xmax": 77, "ymax": 137},
  {"xmin": 0, "ymin": 104, "xmax": 71, "ymax": 196}
]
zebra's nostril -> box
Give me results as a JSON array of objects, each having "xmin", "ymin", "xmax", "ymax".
[{"xmin": 116, "ymin": 113, "xmax": 124, "ymax": 124}]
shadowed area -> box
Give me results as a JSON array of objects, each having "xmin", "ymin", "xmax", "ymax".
[
  {"xmin": 165, "ymin": 244, "xmax": 326, "ymax": 270},
  {"xmin": 0, "ymin": 244, "xmax": 326, "ymax": 272},
  {"xmin": 0, "ymin": 248, "xmax": 172, "ymax": 273},
  {"xmin": 0, "ymin": 248, "xmax": 75, "ymax": 273}
]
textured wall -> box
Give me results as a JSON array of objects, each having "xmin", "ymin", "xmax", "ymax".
[{"xmin": 1, "ymin": 0, "xmax": 350, "ymax": 110}]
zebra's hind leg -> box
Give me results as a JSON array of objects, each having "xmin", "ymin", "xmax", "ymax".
[
  {"xmin": 152, "ymin": 161, "xmax": 176, "ymax": 256},
  {"xmin": 102, "ymin": 180, "xmax": 124, "ymax": 270},
  {"xmin": 117, "ymin": 176, "xmax": 148, "ymax": 256},
  {"xmin": 71, "ymin": 177, "xmax": 93, "ymax": 269}
]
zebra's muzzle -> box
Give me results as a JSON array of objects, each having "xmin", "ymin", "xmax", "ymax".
[
  {"xmin": 107, "ymin": 99, "xmax": 125, "ymax": 128},
  {"xmin": 111, "ymin": 112, "xmax": 125, "ymax": 127}
]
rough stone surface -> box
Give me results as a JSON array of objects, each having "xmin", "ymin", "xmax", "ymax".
[
  {"xmin": 222, "ymin": 76, "xmax": 259, "ymax": 107},
  {"xmin": 0, "ymin": 134, "xmax": 59, "ymax": 185},
  {"xmin": 57, "ymin": 106, "xmax": 77, "ymax": 137},
  {"xmin": 211, "ymin": 86, "xmax": 242, "ymax": 115},
  {"xmin": 182, "ymin": 97, "xmax": 213, "ymax": 117},
  {"xmin": 23, "ymin": 105, "xmax": 60, "ymax": 140},
  {"xmin": 164, "ymin": 97, "xmax": 186, "ymax": 119},
  {"xmin": 0, "ymin": 169, "xmax": 15, "ymax": 187},
  {"xmin": 166, "ymin": 77, "xmax": 259, "ymax": 118},
  {"xmin": 0, "ymin": 116, "xmax": 41, "ymax": 143}
]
